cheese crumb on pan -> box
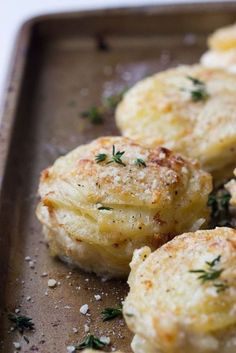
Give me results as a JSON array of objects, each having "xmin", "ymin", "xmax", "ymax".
[
  {"xmin": 116, "ymin": 65, "xmax": 236, "ymax": 183},
  {"xmin": 225, "ymin": 168, "xmax": 236, "ymax": 207},
  {"xmin": 123, "ymin": 227, "xmax": 236, "ymax": 353},
  {"xmin": 201, "ymin": 23, "xmax": 236, "ymax": 73},
  {"xmin": 36, "ymin": 136, "xmax": 212, "ymax": 278}
]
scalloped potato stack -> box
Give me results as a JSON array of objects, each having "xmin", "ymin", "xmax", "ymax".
[
  {"xmin": 36, "ymin": 136, "xmax": 212, "ymax": 278},
  {"xmin": 116, "ymin": 65, "xmax": 236, "ymax": 182},
  {"xmin": 201, "ymin": 23, "xmax": 236, "ymax": 73},
  {"xmin": 123, "ymin": 227, "xmax": 236, "ymax": 353}
]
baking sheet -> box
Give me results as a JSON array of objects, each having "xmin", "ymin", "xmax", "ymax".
[{"xmin": 1, "ymin": 3, "xmax": 236, "ymax": 352}]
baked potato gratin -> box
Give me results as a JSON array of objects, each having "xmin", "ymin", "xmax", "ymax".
[
  {"xmin": 123, "ymin": 227, "xmax": 236, "ymax": 353},
  {"xmin": 201, "ymin": 23, "xmax": 236, "ymax": 73},
  {"xmin": 36, "ymin": 136, "xmax": 212, "ymax": 278},
  {"xmin": 115, "ymin": 65, "xmax": 236, "ymax": 183}
]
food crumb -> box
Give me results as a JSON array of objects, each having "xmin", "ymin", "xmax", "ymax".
[
  {"xmin": 67, "ymin": 345, "xmax": 76, "ymax": 353},
  {"xmin": 72, "ymin": 327, "xmax": 78, "ymax": 333},
  {"xmin": 13, "ymin": 342, "xmax": 21, "ymax": 350},
  {"xmin": 41, "ymin": 272, "xmax": 48, "ymax": 277},
  {"xmin": 80, "ymin": 304, "xmax": 89, "ymax": 315},
  {"xmin": 100, "ymin": 336, "xmax": 110, "ymax": 345},
  {"xmin": 84, "ymin": 323, "xmax": 90, "ymax": 333},
  {"xmin": 48, "ymin": 279, "xmax": 57, "ymax": 288},
  {"xmin": 94, "ymin": 294, "xmax": 101, "ymax": 301},
  {"xmin": 29, "ymin": 261, "xmax": 35, "ymax": 269}
]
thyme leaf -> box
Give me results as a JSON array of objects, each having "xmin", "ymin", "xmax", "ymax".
[
  {"xmin": 186, "ymin": 76, "xmax": 209, "ymax": 102},
  {"xmin": 103, "ymin": 89, "xmax": 127, "ymax": 109},
  {"xmin": 95, "ymin": 153, "xmax": 107, "ymax": 163},
  {"xmin": 208, "ymin": 189, "xmax": 231, "ymax": 227},
  {"xmin": 97, "ymin": 206, "xmax": 113, "ymax": 211},
  {"xmin": 8, "ymin": 313, "xmax": 35, "ymax": 335},
  {"xmin": 189, "ymin": 255, "xmax": 227, "ymax": 292},
  {"xmin": 81, "ymin": 107, "xmax": 103, "ymax": 124},
  {"xmin": 75, "ymin": 334, "xmax": 107, "ymax": 350},
  {"xmin": 101, "ymin": 306, "xmax": 123, "ymax": 321},
  {"xmin": 187, "ymin": 76, "xmax": 204, "ymax": 86},
  {"xmin": 106, "ymin": 145, "xmax": 126, "ymax": 166},
  {"xmin": 135, "ymin": 158, "xmax": 146, "ymax": 167},
  {"xmin": 81, "ymin": 88, "xmax": 127, "ymax": 124},
  {"xmin": 190, "ymin": 268, "xmax": 224, "ymax": 282}
]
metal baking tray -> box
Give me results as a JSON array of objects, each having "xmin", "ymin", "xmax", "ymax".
[{"xmin": 1, "ymin": 2, "xmax": 236, "ymax": 352}]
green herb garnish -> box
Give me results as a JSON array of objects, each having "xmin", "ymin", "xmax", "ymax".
[
  {"xmin": 135, "ymin": 158, "xmax": 146, "ymax": 167},
  {"xmin": 205, "ymin": 255, "xmax": 221, "ymax": 267},
  {"xmin": 81, "ymin": 89, "xmax": 127, "ymax": 125},
  {"xmin": 107, "ymin": 145, "xmax": 126, "ymax": 166},
  {"xmin": 190, "ymin": 255, "xmax": 227, "ymax": 292},
  {"xmin": 75, "ymin": 334, "xmax": 107, "ymax": 350},
  {"xmin": 186, "ymin": 76, "xmax": 209, "ymax": 102},
  {"xmin": 8, "ymin": 313, "xmax": 35, "ymax": 334},
  {"xmin": 101, "ymin": 306, "xmax": 123, "ymax": 321},
  {"xmin": 103, "ymin": 89, "xmax": 127, "ymax": 109},
  {"xmin": 124, "ymin": 312, "xmax": 134, "ymax": 318},
  {"xmin": 95, "ymin": 153, "xmax": 107, "ymax": 163},
  {"xmin": 97, "ymin": 206, "xmax": 113, "ymax": 211},
  {"xmin": 214, "ymin": 282, "xmax": 229, "ymax": 293},
  {"xmin": 187, "ymin": 76, "xmax": 204, "ymax": 86},
  {"xmin": 81, "ymin": 107, "xmax": 103, "ymax": 124},
  {"xmin": 208, "ymin": 189, "xmax": 231, "ymax": 227},
  {"xmin": 190, "ymin": 268, "xmax": 224, "ymax": 282}
]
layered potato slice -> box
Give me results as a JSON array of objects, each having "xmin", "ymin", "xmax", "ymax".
[
  {"xmin": 115, "ymin": 65, "xmax": 236, "ymax": 182},
  {"xmin": 36, "ymin": 136, "xmax": 212, "ymax": 278},
  {"xmin": 225, "ymin": 168, "xmax": 236, "ymax": 207},
  {"xmin": 123, "ymin": 227, "xmax": 236, "ymax": 353},
  {"xmin": 201, "ymin": 23, "xmax": 236, "ymax": 73}
]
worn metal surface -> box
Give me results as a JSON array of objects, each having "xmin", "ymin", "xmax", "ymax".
[{"xmin": 1, "ymin": 3, "xmax": 236, "ymax": 352}]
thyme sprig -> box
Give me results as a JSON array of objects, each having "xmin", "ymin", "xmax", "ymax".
[
  {"xmin": 81, "ymin": 107, "xmax": 103, "ymax": 125},
  {"xmin": 106, "ymin": 145, "xmax": 126, "ymax": 166},
  {"xmin": 8, "ymin": 313, "xmax": 35, "ymax": 334},
  {"xmin": 185, "ymin": 76, "xmax": 209, "ymax": 102},
  {"xmin": 135, "ymin": 158, "xmax": 146, "ymax": 167},
  {"xmin": 95, "ymin": 153, "xmax": 107, "ymax": 163},
  {"xmin": 208, "ymin": 189, "xmax": 232, "ymax": 227},
  {"xmin": 103, "ymin": 89, "xmax": 127, "ymax": 109},
  {"xmin": 81, "ymin": 89, "xmax": 127, "ymax": 124},
  {"xmin": 75, "ymin": 334, "xmax": 107, "ymax": 350},
  {"xmin": 190, "ymin": 255, "xmax": 228, "ymax": 292},
  {"xmin": 97, "ymin": 206, "xmax": 113, "ymax": 211},
  {"xmin": 101, "ymin": 306, "xmax": 123, "ymax": 321}
]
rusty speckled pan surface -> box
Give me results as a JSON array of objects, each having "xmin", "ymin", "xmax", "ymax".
[{"xmin": 1, "ymin": 2, "xmax": 236, "ymax": 352}]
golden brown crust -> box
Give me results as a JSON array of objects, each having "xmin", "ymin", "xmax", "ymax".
[
  {"xmin": 124, "ymin": 227, "xmax": 236, "ymax": 353},
  {"xmin": 36, "ymin": 136, "xmax": 212, "ymax": 277}
]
